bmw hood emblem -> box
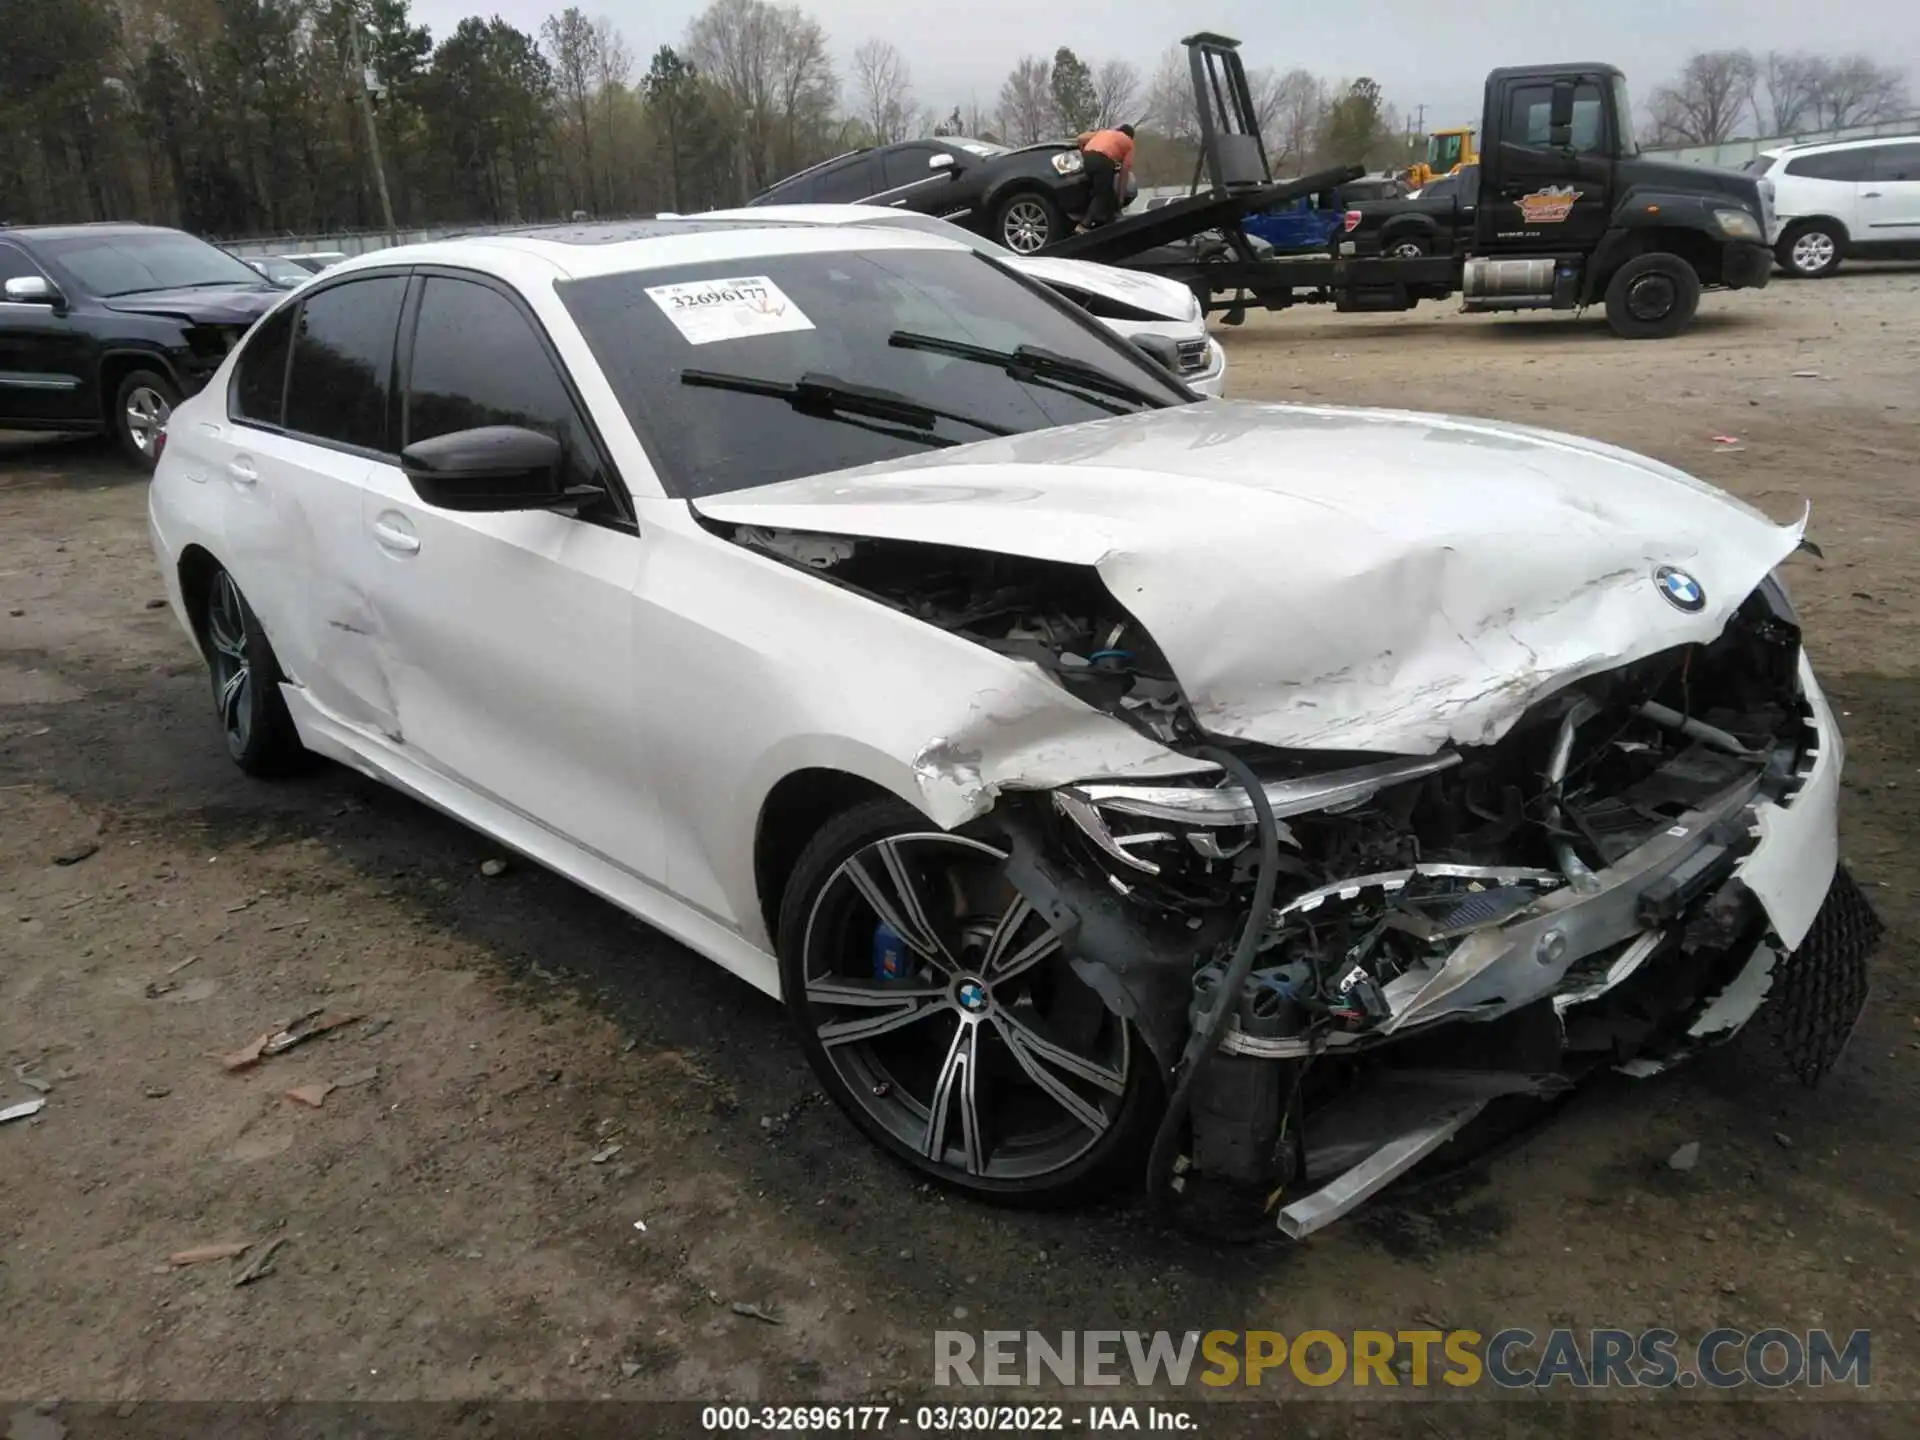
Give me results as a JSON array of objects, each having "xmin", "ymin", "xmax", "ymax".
[{"xmin": 1654, "ymin": 565, "xmax": 1705, "ymax": 613}]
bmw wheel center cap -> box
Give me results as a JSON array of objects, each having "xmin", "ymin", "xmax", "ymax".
[
  {"xmin": 957, "ymin": 980, "xmax": 988, "ymax": 1013},
  {"xmin": 1654, "ymin": 565, "xmax": 1706, "ymax": 613}
]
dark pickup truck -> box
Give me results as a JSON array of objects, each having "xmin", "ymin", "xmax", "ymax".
[{"xmin": 1343, "ymin": 166, "xmax": 1480, "ymax": 259}]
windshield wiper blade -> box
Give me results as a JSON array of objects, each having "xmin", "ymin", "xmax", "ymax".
[
  {"xmin": 680, "ymin": 368, "xmax": 1015, "ymax": 441},
  {"xmin": 887, "ymin": 331, "xmax": 1168, "ymax": 410}
]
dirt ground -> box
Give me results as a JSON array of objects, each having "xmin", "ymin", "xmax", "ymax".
[{"xmin": 3, "ymin": 267, "xmax": 1917, "ymax": 1433}]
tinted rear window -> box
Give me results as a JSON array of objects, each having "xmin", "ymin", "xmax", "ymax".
[
  {"xmin": 283, "ymin": 276, "xmax": 407, "ymax": 452},
  {"xmin": 558, "ymin": 247, "xmax": 1190, "ymax": 498},
  {"xmin": 1784, "ymin": 149, "xmax": 1872, "ymax": 181}
]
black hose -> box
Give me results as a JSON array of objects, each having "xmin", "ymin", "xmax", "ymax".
[{"xmin": 1144, "ymin": 744, "xmax": 1283, "ymax": 1224}]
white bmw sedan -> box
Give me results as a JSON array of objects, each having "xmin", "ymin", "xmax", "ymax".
[
  {"xmin": 149, "ymin": 218, "xmax": 1873, "ymax": 1230},
  {"xmin": 687, "ymin": 204, "xmax": 1228, "ymax": 396}
]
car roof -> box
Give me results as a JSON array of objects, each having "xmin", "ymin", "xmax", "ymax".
[
  {"xmin": 1772, "ymin": 133, "xmax": 1918, "ymax": 155},
  {"xmin": 310, "ymin": 216, "xmax": 971, "ymax": 287},
  {"xmin": 2, "ymin": 222, "xmax": 184, "ymax": 242}
]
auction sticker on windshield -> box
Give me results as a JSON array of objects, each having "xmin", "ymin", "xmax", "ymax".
[{"xmin": 645, "ymin": 275, "xmax": 814, "ymax": 345}]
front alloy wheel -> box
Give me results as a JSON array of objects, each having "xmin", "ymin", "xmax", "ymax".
[
  {"xmin": 780, "ymin": 801, "xmax": 1154, "ymax": 1203},
  {"xmin": 1778, "ymin": 223, "xmax": 1842, "ymax": 278},
  {"xmin": 998, "ymin": 196, "xmax": 1058, "ymax": 253}
]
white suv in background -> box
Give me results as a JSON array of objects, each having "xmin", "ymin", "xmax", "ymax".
[{"xmin": 1747, "ymin": 135, "xmax": 1920, "ymax": 277}]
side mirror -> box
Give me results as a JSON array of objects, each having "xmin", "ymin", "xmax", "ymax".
[
  {"xmin": 400, "ymin": 425, "xmax": 591, "ymax": 513},
  {"xmin": 929, "ymin": 152, "xmax": 958, "ymax": 172},
  {"xmin": 1548, "ymin": 79, "xmax": 1577, "ymax": 149},
  {"xmin": 1129, "ymin": 333, "xmax": 1184, "ymax": 377},
  {"xmin": 4, "ymin": 275, "xmax": 60, "ymax": 307}
]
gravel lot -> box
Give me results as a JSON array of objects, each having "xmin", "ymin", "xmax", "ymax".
[{"xmin": 2, "ymin": 267, "xmax": 1916, "ymax": 1432}]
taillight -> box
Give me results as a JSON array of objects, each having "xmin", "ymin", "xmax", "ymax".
[
  {"xmin": 1343, "ymin": 210, "xmax": 1362, "ymax": 232},
  {"xmin": 153, "ymin": 428, "xmax": 167, "ymax": 462}
]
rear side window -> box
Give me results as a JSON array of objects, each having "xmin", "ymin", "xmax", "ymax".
[
  {"xmin": 1868, "ymin": 143, "xmax": 1920, "ymax": 181},
  {"xmin": 229, "ymin": 306, "xmax": 296, "ymax": 426},
  {"xmin": 404, "ymin": 276, "xmax": 603, "ymax": 493},
  {"xmin": 283, "ymin": 276, "xmax": 406, "ymax": 451},
  {"xmin": 1784, "ymin": 149, "xmax": 1872, "ymax": 182},
  {"xmin": 1741, "ymin": 155, "xmax": 1777, "ymax": 175}
]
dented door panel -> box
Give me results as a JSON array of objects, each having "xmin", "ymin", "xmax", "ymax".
[{"xmin": 354, "ymin": 466, "xmax": 659, "ymax": 882}]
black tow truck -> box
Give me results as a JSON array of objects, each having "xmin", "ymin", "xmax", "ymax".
[{"xmin": 1042, "ymin": 34, "xmax": 1776, "ymax": 340}]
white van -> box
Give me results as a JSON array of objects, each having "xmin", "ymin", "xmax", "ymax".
[{"xmin": 1746, "ymin": 136, "xmax": 1920, "ymax": 277}]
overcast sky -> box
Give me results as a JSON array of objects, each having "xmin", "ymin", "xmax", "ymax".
[{"xmin": 409, "ymin": 0, "xmax": 1919, "ymax": 135}]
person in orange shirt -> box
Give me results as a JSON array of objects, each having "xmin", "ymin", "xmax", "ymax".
[{"xmin": 1075, "ymin": 123, "xmax": 1135, "ymax": 231}]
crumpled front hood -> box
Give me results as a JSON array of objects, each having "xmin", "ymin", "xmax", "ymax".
[
  {"xmin": 101, "ymin": 285, "xmax": 283, "ymax": 324},
  {"xmin": 1012, "ymin": 255, "xmax": 1199, "ymax": 321},
  {"xmin": 693, "ymin": 401, "xmax": 1806, "ymax": 755}
]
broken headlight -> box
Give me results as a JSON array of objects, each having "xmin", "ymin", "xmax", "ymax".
[
  {"xmin": 1053, "ymin": 753, "xmax": 1461, "ymax": 876},
  {"xmin": 1051, "ymin": 151, "xmax": 1086, "ymax": 176}
]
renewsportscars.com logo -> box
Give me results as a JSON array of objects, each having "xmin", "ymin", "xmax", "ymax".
[{"xmin": 933, "ymin": 1328, "xmax": 1872, "ymax": 1390}]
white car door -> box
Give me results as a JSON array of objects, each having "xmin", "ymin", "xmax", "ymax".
[
  {"xmin": 1857, "ymin": 141, "xmax": 1920, "ymax": 248},
  {"xmin": 216, "ymin": 273, "xmax": 411, "ymax": 735},
  {"xmin": 354, "ymin": 271, "xmax": 662, "ymax": 881}
]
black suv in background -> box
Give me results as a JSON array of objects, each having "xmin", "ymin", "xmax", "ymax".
[
  {"xmin": 0, "ymin": 224, "xmax": 284, "ymax": 469},
  {"xmin": 747, "ymin": 137, "xmax": 1138, "ymax": 254}
]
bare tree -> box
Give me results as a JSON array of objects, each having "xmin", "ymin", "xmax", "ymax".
[
  {"xmin": 1808, "ymin": 54, "xmax": 1910, "ymax": 128},
  {"xmin": 686, "ymin": 0, "xmax": 836, "ymax": 194},
  {"xmin": 1093, "ymin": 58, "xmax": 1140, "ymax": 128},
  {"xmin": 996, "ymin": 55, "xmax": 1052, "ymax": 144},
  {"xmin": 590, "ymin": 16, "xmax": 634, "ymax": 208},
  {"xmin": 1260, "ymin": 68, "xmax": 1325, "ymax": 171},
  {"xmin": 543, "ymin": 7, "xmax": 605, "ymax": 210},
  {"xmin": 1143, "ymin": 46, "xmax": 1199, "ymax": 143},
  {"xmin": 852, "ymin": 37, "xmax": 914, "ymax": 145},
  {"xmin": 1758, "ymin": 50, "xmax": 1822, "ymax": 134},
  {"xmin": 1646, "ymin": 49, "xmax": 1757, "ymax": 144}
]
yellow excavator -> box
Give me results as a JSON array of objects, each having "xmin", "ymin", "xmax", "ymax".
[{"xmin": 1406, "ymin": 126, "xmax": 1477, "ymax": 188}]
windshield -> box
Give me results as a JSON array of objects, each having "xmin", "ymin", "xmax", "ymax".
[
  {"xmin": 953, "ymin": 140, "xmax": 1010, "ymax": 158},
  {"xmin": 1742, "ymin": 155, "xmax": 1777, "ymax": 175},
  {"xmin": 39, "ymin": 231, "xmax": 268, "ymax": 297},
  {"xmin": 559, "ymin": 247, "xmax": 1192, "ymax": 498},
  {"xmin": 1611, "ymin": 76, "xmax": 1639, "ymax": 156}
]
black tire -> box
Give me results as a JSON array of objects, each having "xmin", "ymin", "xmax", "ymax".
[
  {"xmin": 993, "ymin": 190, "xmax": 1067, "ymax": 255},
  {"xmin": 776, "ymin": 796, "xmax": 1161, "ymax": 1206},
  {"xmin": 201, "ymin": 565, "xmax": 309, "ymax": 776},
  {"xmin": 1602, "ymin": 252, "xmax": 1702, "ymax": 340},
  {"xmin": 112, "ymin": 367, "xmax": 180, "ymax": 471},
  {"xmin": 1775, "ymin": 220, "xmax": 1844, "ymax": 279}
]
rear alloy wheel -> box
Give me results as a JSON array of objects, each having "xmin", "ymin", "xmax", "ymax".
[
  {"xmin": 778, "ymin": 799, "xmax": 1157, "ymax": 1204},
  {"xmin": 1776, "ymin": 222, "xmax": 1843, "ymax": 278},
  {"xmin": 114, "ymin": 368, "xmax": 179, "ymax": 471},
  {"xmin": 995, "ymin": 192, "xmax": 1065, "ymax": 254},
  {"xmin": 1385, "ymin": 233, "xmax": 1430, "ymax": 259},
  {"xmin": 202, "ymin": 566, "xmax": 309, "ymax": 776},
  {"xmin": 1603, "ymin": 252, "xmax": 1702, "ymax": 340}
]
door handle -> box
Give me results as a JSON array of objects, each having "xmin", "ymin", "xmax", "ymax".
[
  {"xmin": 1861, "ymin": 191, "xmax": 1882, "ymax": 198},
  {"xmin": 371, "ymin": 516, "xmax": 420, "ymax": 554},
  {"xmin": 227, "ymin": 457, "xmax": 257, "ymax": 485}
]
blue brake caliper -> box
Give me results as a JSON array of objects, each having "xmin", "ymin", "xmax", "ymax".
[{"xmin": 872, "ymin": 920, "xmax": 910, "ymax": 980}]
